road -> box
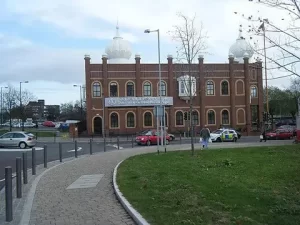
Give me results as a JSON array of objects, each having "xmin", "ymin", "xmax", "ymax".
[{"xmin": 0, "ymin": 136, "xmax": 291, "ymax": 190}]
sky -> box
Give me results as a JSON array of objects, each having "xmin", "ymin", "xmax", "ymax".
[{"xmin": 0, "ymin": 0, "xmax": 295, "ymax": 105}]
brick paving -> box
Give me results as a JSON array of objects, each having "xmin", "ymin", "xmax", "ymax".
[{"xmin": 3, "ymin": 140, "xmax": 291, "ymax": 225}]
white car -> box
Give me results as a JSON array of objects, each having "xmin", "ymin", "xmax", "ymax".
[{"xmin": 210, "ymin": 129, "xmax": 238, "ymax": 142}]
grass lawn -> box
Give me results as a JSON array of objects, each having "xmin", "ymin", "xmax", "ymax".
[{"xmin": 117, "ymin": 145, "xmax": 300, "ymax": 225}]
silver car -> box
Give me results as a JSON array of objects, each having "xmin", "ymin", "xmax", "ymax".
[{"xmin": 0, "ymin": 131, "xmax": 37, "ymax": 149}]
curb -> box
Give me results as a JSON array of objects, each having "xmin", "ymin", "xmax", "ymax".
[{"xmin": 113, "ymin": 160, "xmax": 150, "ymax": 225}]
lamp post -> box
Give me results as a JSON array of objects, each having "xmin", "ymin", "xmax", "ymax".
[
  {"xmin": 1, "ymin": 86, "xmax": 8, "ymax": 126},
  {"xmin": 144, "ymin": 28, "xmax": 164, "ymax": 152},
  {"xmin": 73, "ymin": 84, "xmax": 83, "ymax": 120},
  {"xmin": 20, "ymin": 81, "xmax": 29, "ymax": 131}
]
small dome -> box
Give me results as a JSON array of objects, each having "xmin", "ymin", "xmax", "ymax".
[
  {"xmin": 229, "ymin": 28, "xmax": 254, "ymax": 63},
  {"xmin": 105, "ymin": 25, "xmax": 132, "ymax": 63}
]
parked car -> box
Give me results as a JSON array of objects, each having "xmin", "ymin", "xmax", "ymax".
[
  {"xmin": 0, "ymin": 131, "xmax": 36, "ymax": 149},
  {"xmin": 43, "ymin": 121, "xmax": 55, "ymax": 127},
  {"xmin": 210, "ymin": 129, "xmax": 238, "ymax": 142},
  {"xmin": 136, "ymin": 130, "xmax": 171, "ymax": 146},
  {"xmin": 24, "ymin": 122, "xmax": 37, "ymax": 128},
  {"xmin": 219, "ymin": 127, "xmax": 241, "ymax": 139},
  {"xmin": 265, "ymin": 129, "xmax": 293, "ymax": 140}
]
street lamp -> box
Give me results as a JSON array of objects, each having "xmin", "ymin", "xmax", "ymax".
[
  {"xmin": 73, "ymin": 84, "xmax": 83, "ymax": 120},
  {"xmin": 20, "ymin": 81, "xmax": 29, "ymax": 131},
  {"xmin": 1, "ymin": 86, "xmax": 8, "ymax": 126},
  {"xmin": 144, "ymin": 28, "xmax": 165, "ymax": 153}
]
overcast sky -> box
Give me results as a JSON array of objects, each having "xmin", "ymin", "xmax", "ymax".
[{"xmin": 0, "ymin": 0, "xmax": 294, "ymax": 105}]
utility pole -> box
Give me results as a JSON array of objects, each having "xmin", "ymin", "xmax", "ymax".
[{"xmin": 20, "ymin": 81, "xmax": 29, "ymax": 131}]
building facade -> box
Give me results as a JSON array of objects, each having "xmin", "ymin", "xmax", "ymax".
[
  {"xmin": 84, "ymin": 26, "xmax": 264, "ymax": 136},
  {"xmin": 25, "ymin": 99, "xmax": 60, "ymax": 121}
]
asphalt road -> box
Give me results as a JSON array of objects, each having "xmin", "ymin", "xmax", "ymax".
[{"xmin": 0, "ymin": 136, "xmax": 289, "ymax": 190}]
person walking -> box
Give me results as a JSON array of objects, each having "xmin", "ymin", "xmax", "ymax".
[
  {"xmin": 200, "ymin": 125, "xmax": 211, "ymax": 149},
  {"xmin": 260, "ymin": 126, "xmax": 267, "ymax": 142}
]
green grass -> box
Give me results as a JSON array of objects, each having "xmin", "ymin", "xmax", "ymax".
[{"xmin": 117, "ymin": 145, "xmax": 300, "ymax": 225}]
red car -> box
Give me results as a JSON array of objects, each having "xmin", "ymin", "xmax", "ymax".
[
  {"xmin": 136, "ymin": 130, "xmax": 171, "ymax": 146},
  {"xmin": 266, "ymin": 129, "xmax": 293, "ymax": 140},
  {"xmin": 42, "ymin": 121, "xmax": 55, "ymax": 127}
]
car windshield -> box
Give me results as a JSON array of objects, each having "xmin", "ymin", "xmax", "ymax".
[{"xmin": 212, "ymin": 130, "xmax": 223, "ymax": 134}]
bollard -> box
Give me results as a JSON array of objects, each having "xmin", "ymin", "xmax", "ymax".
[
  {"xmin": 104, "ymin": 136, "xmax": 106, "ymax": 152},
  {"xmin": 180, "ymin": 133, "xmax": 182, "ymax": 145},
  {"xmin": 59, "ymin": 143, "xmax": 62, "ymax": 162},
  {"xmin": 75, "ymin": 140, "xmax": 78, "ymax": 158},
  {"xmin": 131, "ymin": 135, "xmax": 134, "ymax": 148},
  {"xmin": 22, "ymin": 152, "xmax": 28, "ymax": 184},
  {"xmin": 16, "ymin": 157, "xmax": 22, "ymax": 198},
  {"xmin": 89, "ymin": 139, "xmax": 93, "ymax": 155},
  {"xmin": 5, "ymin": 167, "xmax": 13, "ymax": 222},
  {"xmin": 54, "ymin": 132, "xmax": 56, "ymax": 143},
  {"xmin": 117, "ymin": 136, "xmax": 120, "ymax": 150},
  {"xmin": 43, "ymin": 144, "xmax": 48, "ymax": 168},
  {"xmin": 32, "ymin": 147, "xmax": 36, "ymax": 175}
]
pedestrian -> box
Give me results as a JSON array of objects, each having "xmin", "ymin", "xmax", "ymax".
[
  {"xmin": 200, "ymin": 125, "xmax": 211, "ymax": 149},
  {"xmin": 260, "ymin": 126, "xmax": 267, "ymax": 142}
]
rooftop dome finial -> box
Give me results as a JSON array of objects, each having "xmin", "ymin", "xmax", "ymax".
[{"xmin": 116, "ymin": 18, "xmax": 120, "ymax": 37}]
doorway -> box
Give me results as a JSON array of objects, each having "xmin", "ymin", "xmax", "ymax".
[{"xmin": 93, "ymin": 117, "xmax": 102, "ymax": 135}]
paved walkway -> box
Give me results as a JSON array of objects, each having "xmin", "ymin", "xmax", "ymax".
[{"xmin": 15, "ymin": 141, "xmax": 293, "ymax": 225}]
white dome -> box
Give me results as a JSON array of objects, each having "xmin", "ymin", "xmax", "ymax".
[
  {"xmin": 105, "ymin": 25, "xmax": 132, "ymax": 63},
  {"xmin": 229, "ymin": 28, "xmax": 254, "ymax": 63}
]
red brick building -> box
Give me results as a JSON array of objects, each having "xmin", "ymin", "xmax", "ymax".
[{"xmin": 84, "ymin": 26, "xmax": 264, "ymax": 136}]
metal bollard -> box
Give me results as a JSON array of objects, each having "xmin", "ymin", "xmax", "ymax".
[
  {"xmin": 59, "ymin": 143, "xmax": 62, "ymax": 162},
  {"xmin": 104, "ymin": 136, "xmax": 106, "ymax": 152},
  {"xmin": 5, "ymin": 167, "xmax": 13, "ymax": 222},
  {"xmin": 16, "ymin": 157, "xmax": 22, "ymax": 198},
  {"xmin": 43, "ymin": 144, "xmax": 48, "ymax": 168},
  {"xmin": 75, "ymin": 140, "xmax": 78, "ymax": 158},
  {"xmin": 131, "ymin": 135, "xmax": 134, "ymax": 148},
  {"xmin": 22, "ymin": 152, "xmax": 28, "ymax": 184},
  {"xmin": 117, "ymin": 136, "xmax": 120, "ymax": 150},
  {"xmin": 89, "ymin": 139, "xmax": 93, "ymax": 155},
  {"xmin": 180, "ymin": 133, "xmax": 182, "ymax": 145},
  {"xmin": 32, "ymin": 147, "xmax": 36, "ymax": 175}
]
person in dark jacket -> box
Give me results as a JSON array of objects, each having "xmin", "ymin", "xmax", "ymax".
[
  {"xmin": 200, "ymin": 125, "xmax": 211, "ymax": 149},
  {"xmin": 260, "ymin": 126, "xmax": 267, "ymax": 142}
]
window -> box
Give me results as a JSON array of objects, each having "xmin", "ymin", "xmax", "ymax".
[
  {"xmin": 143, "ymin": 82, "xmax": 152, "ymax": 96},
  {"xmin": 1, "ymin": 133, "xmax": 14, "ymax": 138},
  {"xmin": 158, "ymin": 81, "xmax": 167, "ymax": 96},
  {"xmin": 126, "ymin": 112, "xmax": 135, "ymax": 128},
  {"xmin": 161, "ymin": 112, "xmax": 168, "ymax": 126},
  {"xmin": 110, "ymin": 113, "xmax": 119, "ymax": 128},
  {"xmin": 92, "ymin": 82, "xmax": 101, "ymax": 97},
  {"xmin": 221, "ymin": 110, "xmax": 229, "ymax": 125},
  {"xmin": 207, "ymin": 110, "xmax": 215, "ymax": 124},
  {"xmin": 221, "ymin": 81, "xmax": 229, "ymax": 95},
  {"xmin": 180, "ymin": 81, "xmax": 185, "ymax": 94},
  {"xmin": 144, "ymin": 112, "xmax": 152, "ymax": 126},
  {"xmin": 192, "ymin": 111, "xmax": 199, "ymax": 125},
  {"xmin": 14, "ymin": 133, "xmax": 25, "ymax": 138},
  {"xmin": 206, "ymin": 81, "xmax": 214, "ymax": 95},
  {"xmin": 126, "ymin": 82, "xmax": 135, "ymax": 97},
  {"xmin": 251, "ymin": 86, "xmax": 257, "ymax": 97},
  {"xmin": 176, "ymin": 111, "xmax": 184, "ymax": 125},
  {"xmin": 110, "ymin": 82, "xmax": 118, "ymax": 97}
]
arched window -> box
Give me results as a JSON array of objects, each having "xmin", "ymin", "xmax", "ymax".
[
  {"xmin": 110, "ymin": 113, "xmax": 119, "ymax": 128},
  {"xmin": 207, "ymin": 110, "xmax": 215, "ymax": 124},
  {"xmin": 158, "ymin": 81, "xmax": 167, "ymax": 96},
  {"xmin": 176, "ymin": 111, "xmax": 183, "ymax": 126},
  {"xmin": 126, "ymin": 82, "xmax": 135, "ymax": 97},
  {"xmin": 110, "ymin": 82, "xmax": 118, "ymax": 97},
  {"xmin": 143, "ymin": 82, "xmax": 152, "ymax": 96},
  {"xmin": 251, "ymin": 86, "xmax": 257, "ymax": 98},
  {"xmin": 126, "ymin": 112, "xmax": 135, "ymax": 128},
  {"xmin": 221, "ymin": 81, "xmax": 229, "ymax": 95},
  {"xmin": 144, "ymin": 112, "xmax": 152, "ymax": 126},
  {"xmin": 192, "ymin": 111, "xmax": 199, "ymax": 125},
  {"xmin": 221, "ymin": 110, "xmax": 229, "ymax": 125},
  {"xmin": 92, "ymin": 82, "xmax": 101, "ymax": 97},
  {"xmin": 206, "ymin": 81, "xmax": 214, "ymax": 95},
  {"xmin": 161, "ymin": 112, "xmax": 168, "ymax": 126}
]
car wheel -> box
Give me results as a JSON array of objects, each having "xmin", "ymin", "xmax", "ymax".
[
  {"xmin": 19, "ymin": 142, "xmax": 27, "ymax": 149},
  {"xmin": 170, "ymin": 136, "xmax": 174, "ymax": 141},
  {"xmin": 217, "ymin": 137, "xmax": 222, "ymax": 142},
  {"xmin": 146, "ymin": 140, "xmax": 151, "ymax": 146}
]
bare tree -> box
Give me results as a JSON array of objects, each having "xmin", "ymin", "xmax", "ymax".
[
  {"xmin": 236, "ymin": 0, "xmax": 300, "ymax": 79},
  {"xmin": 169, "ymin": 12, "xmax": 208, "ymax": 155}
]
